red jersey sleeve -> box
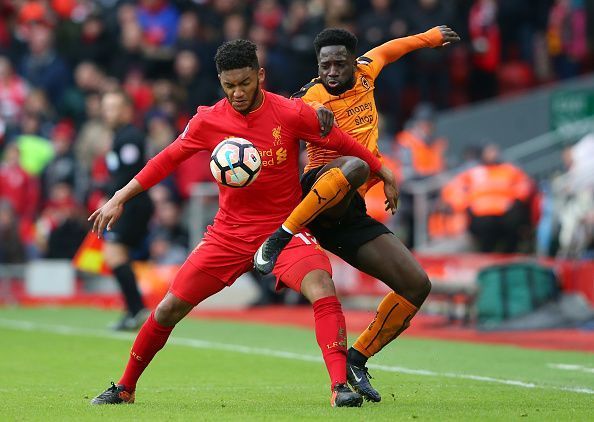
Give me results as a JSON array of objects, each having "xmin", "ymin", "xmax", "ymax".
[
  {"xmin": 292, "ymin": 99, "xmax": 382, "ymax": 173},
  {"xmin": 135, "ymin": 112, "xmax": 209, "ymax": 189}
]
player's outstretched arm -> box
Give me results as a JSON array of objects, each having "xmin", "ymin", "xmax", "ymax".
[
  {"xmin": 364, "ymin": 25, "xmax": 460, "ymax": 70},
  {"xmin": 89, "ymin": 178, "xmax": 144, "ymax": 237}
]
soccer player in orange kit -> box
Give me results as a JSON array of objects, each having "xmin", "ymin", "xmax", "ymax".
[{"xmin": 255, "ymin": 26, "xmax": 460, "ymax": 402}]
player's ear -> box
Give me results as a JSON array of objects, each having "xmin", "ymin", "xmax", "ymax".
[{"xmin": 258, "ymin": 67, "xmax": 265, "ymax": 85}]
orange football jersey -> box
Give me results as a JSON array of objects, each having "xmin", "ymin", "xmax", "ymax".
[{"xmin": 294, "ymin": 27, "xmax": 444, "ymax": 192}]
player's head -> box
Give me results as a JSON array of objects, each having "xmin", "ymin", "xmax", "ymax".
[
  {"xmin": 101, "ymin": 89, "xmax": 133, "ymax": 129},
  {"xmin": 314, "ymin": 28, "xmax": 358, "ymax": 96},
  {"xmin": 215, "ymin": 39, "xmax": 265, "ymax": 114}
]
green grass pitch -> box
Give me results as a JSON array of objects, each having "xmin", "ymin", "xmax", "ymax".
[{"xmin": 0, "ymin": 307, "xmax": 592, "ymax": 421}]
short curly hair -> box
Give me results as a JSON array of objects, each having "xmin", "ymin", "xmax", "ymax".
[
  {"xmin": 214, "ymin": 39, "xmax": 260, "ymax": 73},
  {"xmin": 313, "ymin": 28, "xmax": 358, "ymax": 56}
]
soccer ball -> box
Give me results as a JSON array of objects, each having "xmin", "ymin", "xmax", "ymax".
[{"xmin": 210, "ymin": 137, "xmax": 262, "ymax": 188}]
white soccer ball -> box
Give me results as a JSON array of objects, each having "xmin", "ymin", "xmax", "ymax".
[{"xmin": 210, "ymin": 137, "xmax": 262, "ymax": 188}]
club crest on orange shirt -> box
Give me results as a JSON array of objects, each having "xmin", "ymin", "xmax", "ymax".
[{"xmin": 361, "ymin": 76, "xmax": 370, "ymax": 90}]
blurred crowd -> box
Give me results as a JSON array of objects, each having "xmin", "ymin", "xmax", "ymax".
[{"xmin": 1, "ymin": 0, "xmax": 594, "ymax": 264}]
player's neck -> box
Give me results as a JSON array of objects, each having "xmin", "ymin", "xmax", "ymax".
[{"xmin": 243, "ymin": 90, "xmax": 265, "ymax": 115}]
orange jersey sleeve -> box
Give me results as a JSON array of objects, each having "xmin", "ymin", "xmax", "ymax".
[{"xmin": 362, "ymin": 27, "xmax": 444, "ymax": 79}]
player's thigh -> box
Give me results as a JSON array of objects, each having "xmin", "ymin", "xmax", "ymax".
[
  {"xmin": 318, "ymin": 156, "xmax": 370, "ymax": 188},
  {"xmin": 186, "ymin": 234, "xmax": 253, "ymax": 288},
  {"xmin": 169, "ymin": 258, "xmax": 227, "ymax": 307},
  {"xmin": 311, "ymin": 208, "xmax": 391, "ymax": 264},
  {"xmin": 272, "ymin": 232, "xmax": 333, "ymax": 296},
  {"xmin": 301, "ymin": 160, "xmax": 360, "ymax": 219}
]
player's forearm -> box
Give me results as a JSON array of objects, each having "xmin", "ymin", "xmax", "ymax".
[
  {"xmin": 368, "ymin": 27, "xmax": 443, "ymax": 64},
  {"xmin": 323, "ymin": 127, "xmax": 382, "ymax": 173},
  {"xmin": 134, "ymin": 141, "xmax": 186, "ymax": 189},
  {"xmin": 112, "ymin": 178, "xmax": 145, "ymax": 205}
]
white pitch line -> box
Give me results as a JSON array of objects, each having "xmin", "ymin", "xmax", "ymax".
[
  {"xmin": 548, "ymin": 363, "xmax": 594, "ymax": 374},
  {"xmin": 1, "ymin": 318, "xmax": 593, "ymax": 396}
]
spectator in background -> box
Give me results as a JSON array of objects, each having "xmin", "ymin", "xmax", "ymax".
[
  {"xmin": 18, "ymin": 22, "xmax": 69, "ymax": 104},
  {"xmin": 111, "ymin": 18, "xmax": 146, "ymax": 80},
  {"xmin": 72, "ymin": 12, "xmax": 114, "ymax": 65},
  {"xmin": 0, "ymin": 56, "xmax": 28, "ymax": 132},
  {"xmin": 101, "ymin": 89, "xmax": 153, "ymax": 331},
  {"xmin": 547, "ymin": 0, "xmax": 589, "ymax": 79},
  {"xmin": 123, "ymin": 69, "xmax": 154, "ymax": 120},
  {"xmin": 0, "ymin": 142, "xmax": 40, "ymax": 227},
  {"xmin": 395, "ymin": 103, "xmax": 447, "ymax": 181},
  {"xmin": 74, "ymin": 91, "xmax": 111, "ymax": 174},
  {"xmin": 442, "ymin": 144, "xmax": 533, "ymax": 253},
  {"xmin": 0, "ymin": 200, "xmax": 26, "ymax": 263},
  {"xmin": 148, "ymin": 199, "xmax": 188, "ymax": 265},
  {"xmin": 145, "ymin": 110, "xmax": 175, "ymax": 158},
  {"xmin": 358, "ymin": 0, "xmax": 407, "ymax": 123},
  {"xmin": 59, "ymin": 61, "xmax": 105, "ymax": 128},
  {"xmin": 468, "ymin": 0, "xmax": 501, "ymax": 101},
  {"xmin": 394, "ymin": 103, "xmax": 448, "ymax": 248},
  {"xmin": 20, "ymin": 88, "xmax": 55, "ymax": 138},
  {"xmin": 174, "ymin": 10, "xmax": 215, "ymax": 76},
  {"xmin": 552, "ymin": 133, "xmax": 594, "ymax": 258},
  {"xmin": 41, "ymin": 120, "xmax": 78, "ymax": 202},
  {"xmin": 173, "ymin": 49, "xmax": 220, "ymax": 115},
  {"xmin": 12, "ymin": 110, "xmax": 54, "ymax": 176},
  {"xmin": 222, "ymin": 13, "xmax": 248, "ymax": 41},
  {"xmin": 35, "ymin": 181, "xmax": 86, "ymax": 259},
  {"xmin": 405, "ymin": 0, "xmax": 455, "ymax": 108},
  {"xmin": 136, "ymin": 0, "xmax": 180, "ymax": 49},
  {"xmin": 277, "ymin": 0, "xmax": 323, "ymax": 91}
]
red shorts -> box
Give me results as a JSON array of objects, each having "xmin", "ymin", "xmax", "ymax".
[{"xmin": 171, "ymin": 230, "xmax": 332, "ymax": 306}]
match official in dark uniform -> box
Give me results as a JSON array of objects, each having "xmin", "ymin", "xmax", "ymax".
[{"xmin": 101, "ymin": 90, "xmax": 153, "ymax": 330}]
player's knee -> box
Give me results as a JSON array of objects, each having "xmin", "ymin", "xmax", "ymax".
[
  {"xmin": 385, "ymin": 265, "xmax": 431, "ymax": 304},
  {"xmin": 155, "ymin": 294, "xmax": 191, "ymax": 327},
  {"xmin": 341, "ymin": 157, "xmax": 370, "ymax": 189},
  {"xmin": 404, "ymin": 269, "xmax": 431, "ymax": 304},
  {"xmin": 417, "ymin": 273, "xmax": 432, "ymax": 299},
  {"xmin": 301, "ymin": 270, "xmax": 336, "ymax": 303}
]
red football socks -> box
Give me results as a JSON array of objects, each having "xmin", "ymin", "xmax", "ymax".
[
  {"xmin": 118, "ymin": 312, "xmax": 174, "ymax": 392},
  {"xmin": 313, "ymin": 296, "xmax": 348, "ymax": 388}
]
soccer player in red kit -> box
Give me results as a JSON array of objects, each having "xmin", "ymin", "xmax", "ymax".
[{"xmin": 89, "ymin": 40, "xmax": 398, "ymax": 408}]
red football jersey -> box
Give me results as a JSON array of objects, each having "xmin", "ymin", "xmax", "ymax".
[{"xmin": 135, "ymin": 90, "xmax": 381, "ymax": 245}]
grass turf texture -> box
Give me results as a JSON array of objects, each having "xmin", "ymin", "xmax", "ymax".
[{"xmin": 0, "ymin": 307, "xmax": 592, "ymax": 421}]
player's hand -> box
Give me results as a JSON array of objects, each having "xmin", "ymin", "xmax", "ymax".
[
  {"xmin": 316, "ymin": 106, "xmax": 335, "ymax": 137},
  {"xmin": 436, "ymin": 25, "xmax": 460, "ymax": 47},
  {"xmin": 377, "ymin": 165, "xmax": 399, "ymax": 214},
  {"xmin": 88, "ymin": 195, "xmax": 125, "ymax": 238}
]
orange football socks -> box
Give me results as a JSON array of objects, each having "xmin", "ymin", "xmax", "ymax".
[
  {"xmin": 283, "ymin": 167, "xmax": 351, "ymax": 234},
  {"xmin": 353, "ymin": 292, "xmax": 418, "ymax": 358}
]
